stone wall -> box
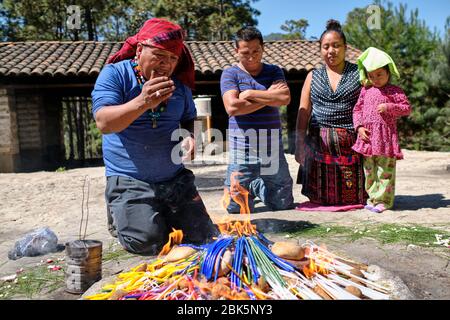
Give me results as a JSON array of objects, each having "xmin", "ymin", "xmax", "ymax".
[
  {"xmin": 0, "ymin": 88, "xmax": 20, "ymax": 172},
  {"xmin": 16, "ymin": 94, "xmax": 43, "ymax": 150},
  {"xmin": 15, "ymin": 92, "xmax": 45, "ymax": 171},
  {"xmin": 0, "ymin": 88, "xmax": 64, "ymax": 172}
]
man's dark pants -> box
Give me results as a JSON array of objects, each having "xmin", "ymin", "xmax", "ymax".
[{"xmin": 106, "ymin": 168, "xmax": 219, "ymax": 255}]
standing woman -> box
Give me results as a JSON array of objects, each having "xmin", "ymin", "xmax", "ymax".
[{"xmin": 295, "ymin": 20, "xmax": 367, "ymax": 205}]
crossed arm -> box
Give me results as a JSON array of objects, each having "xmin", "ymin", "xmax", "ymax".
[{"xmin": 222, "ymin": 81, "xmax": 291, "ymax": 117}]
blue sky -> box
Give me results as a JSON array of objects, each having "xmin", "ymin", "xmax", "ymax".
[{"xmin": 253, "ymin": 0, "xmax": 449, "ymax": 39}]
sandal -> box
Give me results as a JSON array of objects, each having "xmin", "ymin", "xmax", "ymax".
[{"xmin": 371, "ymin": 204, "xmax": 386, "ymax": 213}]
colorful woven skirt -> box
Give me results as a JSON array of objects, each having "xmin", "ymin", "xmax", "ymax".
[{"xmin": 298, "ymin": 127, "xmax": 367, "ymax": 205}]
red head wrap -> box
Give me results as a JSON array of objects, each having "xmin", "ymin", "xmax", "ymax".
[{"xmin": 107, "ymin": 18, "xmax": 195, "ymax": 89}]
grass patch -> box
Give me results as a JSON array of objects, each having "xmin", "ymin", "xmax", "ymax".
[
  {"xmin": 0, "ymin": 242, "xmax": 136, "ymax": 300},
  {"xmin": 0, "ymin": 265, "xmax": 65, "ymax": 300},
  {"xmin": 288, "ymin": 225, "xmax": 353, "ymax": 238},
  {"xmin": 102, "ymin": 241, "xmax": 135, "ymax": 262},
  {"xmin": 0, "ymin": 241, "xmax": 135, "ymax": 300},
  {"xmin": 286, "ymin": 223, "xmax": 450, "ymax": 247},
  {"xmin": 364, "ymin": 224, "xmax": 450, "ymax": 246}
]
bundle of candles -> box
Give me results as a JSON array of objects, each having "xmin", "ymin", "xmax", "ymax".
[
  {"xmin": 86, "ymin": 174, "xmax": 390, "ymax": 300},
  {"xmin": 85, "ymin": 220, "xmax": 391, "ymax": 300}
]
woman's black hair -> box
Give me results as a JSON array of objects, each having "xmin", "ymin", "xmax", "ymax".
[{"xmin": 319, "ymin": 19, "xmax": 347, "ymax": 46}]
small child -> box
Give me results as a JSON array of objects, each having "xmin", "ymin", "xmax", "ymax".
[{"xmin": 352, "ymin": 47, "xmax": 412, "ymax": 213}]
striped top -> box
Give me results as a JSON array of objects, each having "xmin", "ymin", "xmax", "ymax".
[
  {"xmin": 310, "ymin": 61, "xmax": 361, "ymax": 130},
  {"xmin": 91, "ymin": 60, "xmax": 197, "ymax": 183},
  {"xmin": 220, "ymin": 64, "xmax": 285, "ymax": 150}
]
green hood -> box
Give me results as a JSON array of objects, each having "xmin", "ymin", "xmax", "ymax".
[{"xmin": 357, "ymin": 47, "xmax": 400, "ymax": 84}]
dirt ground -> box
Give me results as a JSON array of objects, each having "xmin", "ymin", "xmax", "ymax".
[{"xmin": 0, "ymin": 149, "xmax": 449, "ymax": 299}]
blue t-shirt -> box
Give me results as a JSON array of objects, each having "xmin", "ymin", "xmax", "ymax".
[
  {"xmin": 220, "ymin": 64, "xmax": 285, "ymax": 151},
  {"xmin": 91, "ymin": 59, "xmax": 197, "ymax": 183}
]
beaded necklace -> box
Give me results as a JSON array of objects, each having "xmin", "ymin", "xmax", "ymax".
[{"xmin": 130, "ymin": 59, "xmax": 166, "ymax": 128}]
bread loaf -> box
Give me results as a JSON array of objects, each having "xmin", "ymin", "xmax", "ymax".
[
  {"xmin": 271, "ymin": 242, "xmax": 305, "ymax": 261},
  {"xmin": 164, "ymin": 245, "xmax": 197, "ymax": 262}
]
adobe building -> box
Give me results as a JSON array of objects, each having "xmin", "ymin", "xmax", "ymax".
[{"xmin": 0, "ymin": 41, "xmax": 360, "ymax": 172}]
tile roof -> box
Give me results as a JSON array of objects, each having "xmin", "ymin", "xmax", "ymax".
[{"xmin": 0, "ymin": 41, "xmax": 361, "ymax": 78}]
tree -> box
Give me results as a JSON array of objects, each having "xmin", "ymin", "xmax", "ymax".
[
  {"xmin": 410, "ymin": 18, "xmax": 450, "ymax": 151},
  {"xmin": 343, "ymin": 0, "xmax": 449, "ymax": 151},
  {"xmin": 0, "ymin": 0, "xmax": 155, "ymax": 41},
  {"xmin": 264, "ymin": 19, "xmax": 309, "ymax": 41},
  {"xmin": 280, "ymin": 19, "xmax": 309, "ymax": 40},
  {"xmin": 96, "ymin": 0, "xmax": 155, "ymax": 41},
  {"xmin": 152, "ymin": 0, "xmax": 260, "ymax": 40},
  {"xmin": 1, "ymin": 0, "xmax": 260, "ymax": 41},
  {"xmin": 207, "ymin": 0, "xmax": 261, "ymax": 41}
]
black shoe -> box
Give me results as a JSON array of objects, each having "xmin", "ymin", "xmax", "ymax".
[{"xmin": 108, "ymin": 223, "xmax": 118, "ymax": 238}]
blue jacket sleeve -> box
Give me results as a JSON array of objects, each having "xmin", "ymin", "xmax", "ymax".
[
  {"xmin": 91, "ymin": 64, "xmax": 125, "ymax": 119},
  {"xmin": 181, "ymin": 85, "xmax": 197, "ymax": 122}
]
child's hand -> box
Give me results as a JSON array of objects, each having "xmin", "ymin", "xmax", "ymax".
[
  {"xmin": 377, "ymin": 103, "xmax": 388, "ymax": 114},
  {"xmin": 357, "ymin": 127, "xmax": 370, "ymax": 143}
]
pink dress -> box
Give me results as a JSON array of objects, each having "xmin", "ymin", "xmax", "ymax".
[{"xmin": 352, "ymin": 84, "xmax": 411, "ymax": 160}]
